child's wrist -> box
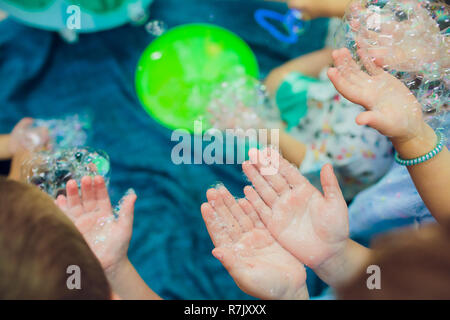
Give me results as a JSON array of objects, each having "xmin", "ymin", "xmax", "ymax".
[
  {"xmin": 313, "ymin": 239, "xmax": 371, "ymax": 288},
  {"xmin": 105, "ymin": 256, "xmax": 131, "ymax": 281},
  {"xmin": 289, "ymin": 285, "xmax": 310, "ymax": 300},
  {"xmin": 392, "ymin": 124, "xmax": 438, "ymax": 160}
]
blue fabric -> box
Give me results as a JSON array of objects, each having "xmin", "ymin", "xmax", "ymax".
[{"xmin": 0, "ymin": 0, "xmax": 329, "ymax": 299}]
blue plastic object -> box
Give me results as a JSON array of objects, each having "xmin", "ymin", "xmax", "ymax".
[{"xmin": 254, "ymin": 8, "xmax": 307, "ymax": 44}]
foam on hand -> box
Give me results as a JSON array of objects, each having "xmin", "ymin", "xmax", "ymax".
[{"xmin": 335, "ymin": 0, "xmax": 449, "ymax": 128}]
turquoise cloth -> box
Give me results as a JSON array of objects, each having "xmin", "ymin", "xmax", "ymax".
[{"xmin": 276, "ymin": 72, "xmax": 319, "ymax": 129}]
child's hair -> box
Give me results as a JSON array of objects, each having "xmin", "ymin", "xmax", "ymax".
[
  {"xmin": 0, "ymin": 177, "xmax": 111, "ymax": 299},
  {"xmin": 338, "ymin": 220, "xmax": 450, "ymax": 299}
]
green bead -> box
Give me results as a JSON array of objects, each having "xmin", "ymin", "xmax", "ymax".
[{"xmin": 92, "ymin": 156, "xmax": 110, "ymax": 176}]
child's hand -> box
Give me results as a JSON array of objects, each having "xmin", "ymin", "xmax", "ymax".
[
  {"xmin": 201, "ymin": 187, "xmax": 308, "ymax": 300},
  {"xmin": 9, "ymin": 118, "xmax": 48, "ymax": 154},
  {"xmin": 327, "ymin": 48, "xmax": 426, "ymax": 145},
  {"xmin": 8, "ymin": 149, "xmax": 32, "ymax": 182},
  {"xmin": 243, "ymin": 148, "xmax": 349, "ymax": 270},
  {"xmin": 56, "ymin": 176, "xmax": 137, "ymax": 275}
]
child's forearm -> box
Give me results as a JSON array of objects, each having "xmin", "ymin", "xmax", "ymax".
[
  {"xmin": 106, "ymin": 258, "xmax": 162, "ymax": 300},
  {"xmin": 392, "ymin": 124, "xmax": 450, "ymax": 221},
  {"xmin": 0, "ymin": 134, "xmax": 12, "ymax": 160},
  {"xmin": 265, "ymin": 48, "xmax": 333, "ymax": 95},
  {"xmin": 313, "ymin": 239, "xmax": 372, "ymax": 289},
  {"xmin": 311, "ymin": 0, "xmax": 352, "ymax": 18}
]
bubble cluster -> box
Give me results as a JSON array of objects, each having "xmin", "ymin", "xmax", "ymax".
[
  {"xmin": 22, "ymin": 147, "xmax": 110, "ymax": 199},
  {"xmin": 207, "ymin": 76, "xmax": 281, "ymax": 131},
  {"xmin": 18, "ymin": 114, "xmax": 89, "ymax": 151},
  {"xmin": 145, "ymin": 20, "xmax": 167, "ymax": 37},
  {"xmin": 335, "ymin": 0, "xmax": 449, "ymax": 126}
]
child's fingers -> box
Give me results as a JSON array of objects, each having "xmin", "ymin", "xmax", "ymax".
[
  {"xmin": 66, "ymin": 179, "xmax": 83, "ymax": 215},
  {"xmin": 357, "ymin": 49, "xmax": 383, "ymax": 76},
  {"xmin": 320, "ymin": 164, "xmax": 345, "ymax": 202},
  {"xmin": 55, "ymin": 194, "xmax": 69, "ymax": 214},
  {"xmin": 248, "ymin": 148, "xmax": 290, "ymax": 195},
  {"xmin": 218, "ymin": 187, "xmax": 253, "ymax": 233},
  {"xmin": 80, "ymin": 176, "xmax": 96, "ymax": 212},
  {"xmin": 334, "ymin": 48, "xmax": 369, "ymax": 84},
  {"xmin": 206, "ymin": 188, "xmax": 242, "ymax": 241},
  {"xmin": 243, "ymin": 186, "xmax": 273, "ymax": 225},
  {"xmin": 277, "ymin": 152, "xmax": 309, "ymax": 187},
  {"xmin": 238, "ymin": 198, "xmax": 265, "ymax": 229},
  {"xmin": 93, "ymin": 175, "xmax": 112, "ymax": 211},
  {"xmin": 201, "ymin": 202, "xmax": 233, "ymax": 247},
  {"xmin": 327, "ymin": 68, "xmax": 362, "ymax": 105},
  {"xmin": 14, "ymin": 117, "xmax": 33, "ymax": 131},
  {"xmin": 242, "ymin": 160, "xmax": 278, "ymax": 208},
  {"xmin": 338, "ymin": 48, "xmax": 361, "ymax": 74}
]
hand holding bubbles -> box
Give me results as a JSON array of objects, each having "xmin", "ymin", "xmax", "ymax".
[
  {"xmin": 328, "ymin": 48, "xmax": 426, "ymax": 142},
  {"xmin": 9, "ymin": 118, "xmax": 49, "ymax": 154},
  {"xmin": 14, "ymin": 115, "xmax": 111, "ymax": 199},
  {"xmin": 334, "ymin": 0, "xmax": 449, "ymax": 129},
  {"xmin": 22, "ymin": 147, "xmax": 111, "ymax": 199},
  {"xmin": 56, "ymin": 175, "xmax": 136, "ymax": 273}
]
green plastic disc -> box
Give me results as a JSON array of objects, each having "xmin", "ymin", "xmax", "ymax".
[
  {"xmin": 92, "ymin": 156, "xmax": 110, "ymax": 176},
  {"xmin": 135, "ymin": 23, "xmax": 259, "ymax": 132}
]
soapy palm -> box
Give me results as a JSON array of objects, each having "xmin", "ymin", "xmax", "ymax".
[
  {"xmin": 201, "ymin": 188, "xmax": 308, "ymax": 300},
  {"xmin": 56, "ymin": 176, "xmax": 136, "ymax": 272},
  {"xmin": 243, "ymin": 148, "xmax": 349, "ymax": 268},
  {"xmin": 328, "ymin": 48, "xmax": 424, "ymax": 141}
]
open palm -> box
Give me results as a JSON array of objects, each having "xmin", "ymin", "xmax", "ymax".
[
  {"xmin": 56, "ymin": 176, "xmax": 136, "ymax": 272},
  {"xmin": 242, "ymin": 148, "xmax": 349, "ymax": 269},
  {"xmin": 201, "ymin": 187, "xmax": 308, "ymax": 300}
]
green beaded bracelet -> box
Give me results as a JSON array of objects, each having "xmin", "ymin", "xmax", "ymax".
[{"xmin": 394, "ymin": 130, "xmax": 446, "ymax": 166}]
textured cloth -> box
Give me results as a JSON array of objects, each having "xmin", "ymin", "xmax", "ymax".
[{"xmin": 0, "ymin": 0, "xmax": 329, "ymax": 299}]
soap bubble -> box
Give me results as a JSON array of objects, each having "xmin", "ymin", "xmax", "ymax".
[
  {"xmin": 22, "ymin": 147, "xmax": 110, "ymax": 199},
  {"xmin": 18, "ymin": 114, "xmax": 90, "ymax": 152},
  {"xmin": 207, "ymin": 75, "xmax": 281, "ymax": 132},
  {"xmin": 145, "ymin": 20, "xmax": 167, "ymax": 37},
  {"xmin": 335, "ymin": 0, "xmax": 449, "ymax": 126}
]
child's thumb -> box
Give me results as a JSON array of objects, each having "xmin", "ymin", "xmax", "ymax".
[
  {"xmin": 320, "ymin": 164, "xmax": 344, "ymax": 202},
  {"xmin": 212, "ymin": 247, "xmax": 235, "ymax": 272},
  {"xmin": 356, "ymin": 111, "xmax": 389, "ymax": 136},
  {"xmin": 118, "ymin": 190, "xmax": 137, "ymax": 223}
]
